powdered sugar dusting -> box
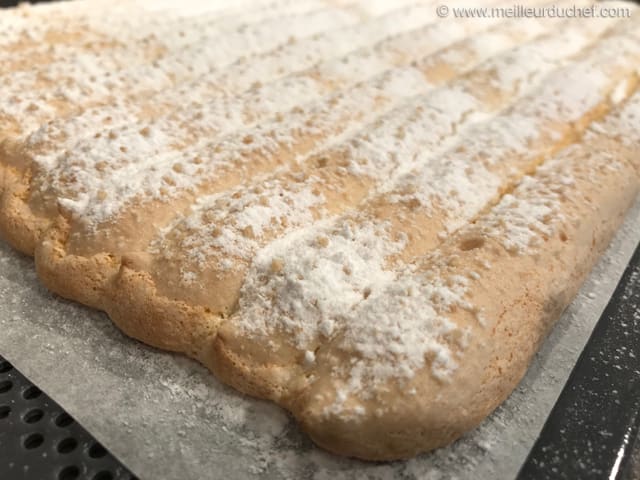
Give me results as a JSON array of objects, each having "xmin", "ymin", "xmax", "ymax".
[
  {"xmin": 34, "ymin": 5, "xmax": 511, "ymax": 229},
  {"xmin": 390, "ymin": 25, "xmax": 640, "ymax": 234},
  {"xmin": 147, "ymin": 14, "xmax": 580, "ymax": 283},
  {"xmin": 238, "ymin": 220, "xmax": 404, "ymax": 348},
  {"xmin": 3, "ymin": 2, "xmax": 365, "ymax": 135},
  {"xmin": 231, "ymin": 13, "xmax": 640, "ymax": 410},
  {"xmin": 25, "ymin": 3, "xmax": 440, "ymax": 169}
]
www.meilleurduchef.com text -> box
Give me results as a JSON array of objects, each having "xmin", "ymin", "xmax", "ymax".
[{"xmin": 435, "ymin": 3, "xmax": 632, "ymax": 19}]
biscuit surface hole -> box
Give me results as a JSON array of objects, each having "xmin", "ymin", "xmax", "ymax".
[{"xmin": 459, "ymin": 236, "xmax": 485, "ymax": 251}]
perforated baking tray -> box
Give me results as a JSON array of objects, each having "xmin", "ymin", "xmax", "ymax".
[{"xmin": 0, "ymin": 355, "xmax": 137, "ymax": 480}]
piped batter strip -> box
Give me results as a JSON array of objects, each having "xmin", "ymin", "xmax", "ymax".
[
  {"xmin": 20, "ymin": 1, "xmax": 455, "ymax": 174},
  {"xmin": 0, "ymin": 1, "xmax": 476, "ymax": 257},
  {"xmin": 360, "ymin": 24, "xmax": 640, "ymax": 265},
  {"xmin": 144, "ymin": 15, "xmax": 620, "ymax": 315},
  {"xmin": 227, "ymin": 15, "xmax": 640, "ymax": 359},
  {"xmin": 212, "ymin": 88, "xmax": 640, "ymax": 460},
  {"xmin": 96, "ymin": 10, "xmax": 579, "ymax": 357},
  {"xmin": 0, "ymin": 0, "xmax": 318, "ymax": 56},
  {"xmin": 28, "ymin": 2, "xmax": 512, "ymax": 247},
  {"xmin": 24, "ymin": 2, "xmax": 536, "ymax": 329},
  {"xmin": 0, "ymin": 6, "xmax": 364, "ymax": 140}
]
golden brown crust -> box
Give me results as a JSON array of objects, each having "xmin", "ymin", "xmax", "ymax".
[
  {"xmin": 105, "ymin": 264, "xmax": 220, "ymax": 356},
  {"xmin": 0, "ymin": 165, "xmax": 41, "ymax": 256}
]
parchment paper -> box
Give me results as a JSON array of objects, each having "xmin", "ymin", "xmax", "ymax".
[{"xmin": 1, "ymin": 198, "xmax": 639, "ymax": 480}]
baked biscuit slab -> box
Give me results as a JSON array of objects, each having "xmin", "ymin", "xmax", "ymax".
[{"xmin": 0, "ymin": 0, "xmax": 638, "ymax": 462}]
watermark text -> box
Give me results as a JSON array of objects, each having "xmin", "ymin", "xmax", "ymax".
[{"xmin": 436, "ymin": 3, "xmax": 632, "ymax": 19}]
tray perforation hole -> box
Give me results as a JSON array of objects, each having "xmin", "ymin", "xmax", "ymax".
[
  {"xmin": 22, "ymin": 385, "xmax": 42, "ymax": 399},
  {"xmin": 55, "ymin": 412, "xmax": 74, "ymax": 427},
  {"xmin": 0, "ymin": 360, "xmax": 12, "ymax": 373},
  {"xmin": 0, "ymin": 379, "xmax": 13, "ymax": 393},
  {"xmin": 92, "ymin": 471, "xmax": 114, "ymax": 480},
  {"xmin": 88, "ymin": 442, "xmax": 108, "ymax": 458},
  {"xmin": 23, "ymin": 408, "xmax": 44, "ymax": 424},
  {"xmin": 58, "ymin": 465, "xmax": 80, "ymax": 480},
  {"xmin": 57, "ymin": 437, "xmax": 78, "ymax": 454},
  {"xmin": 23, "ymin": 432, "xmax": 44, "ymax": 450},
  {"xmin": 0, "ymin": 355, "xmax": 135, "ymax": 477}
]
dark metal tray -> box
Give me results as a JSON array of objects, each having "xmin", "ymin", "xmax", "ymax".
[
  {"xmin": 0, "ymin": 355, "xmax": 137, "ymax": 480},
  {"xmin": 519, "ymin": 243, "xmax": 640, "ymax": 479}
]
